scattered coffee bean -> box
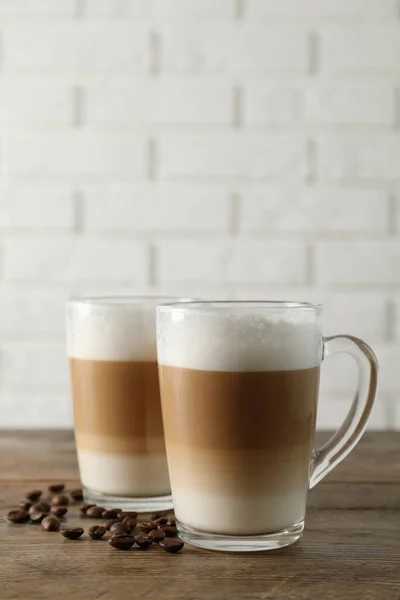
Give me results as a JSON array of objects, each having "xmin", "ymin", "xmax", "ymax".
[
  {"xmin": 104, "ymin": 519, "xmax": 119, "ymax": 531},
  {"xmin": 153, "ymin": 516, "xmax": 168, "ymax": 526},
  {"xmin": 26, "ymin": 490, "xmax": 42, "ymax": 502},
  {"xmin": 117, "ymin": 511, "xmax": 138, "ymax": 521},
  {"xmin": 85, "ymin": 505, "xmax": 105, "ymax": 518},
  {"xmin": 41, "ymin": 516, "xmax": 60, "ymax": 532},
  {"xmin": 88, "ymin": 525, "xmax": 106, "ymax": 540},
  {"xmin": 79, "ymin": 503, "xmax": 94, "ymax": 516},
  {"xmin": 151, "ymin": 513, "xmax": 162, "ymax": 522},
  {"xmin": 101, "ymin": 509, "xmax": 119, "ymax": 519},
  {"xmin": 148, "ymin": 528, "xmax": 166, "ymax": 544},
  {"xmin": 139, "ymin": 522, "xmax": 157, "ymax": 534},
  {"xmin": 7, "ymin": 510, "xmax": 30, "ymax": 524},
  {"xmin": 61, "ymin": 527, "xmax": 84, "ymax": 540},
  {"xmin": 51, "ymin": 494, "xmax": 69, "ymax": 506},
  {"xmin": 160, "ymin": 525, "xmax": 178, "ymax": 538},
  {"xmin": 121, "ymin": 517, "xmax": 137, "ymax": 531},
  {"xmin": 19, "ymin": 500, "xmax": 33, "ymax": 511},
  {"xmin": 167, "ymin": 515, "xmax": 176, "ymax": 527},
  {"xmin": 69, "ymin": 488, "xmax": 83, "ymax": 502},
  {"xmin": 109, "ymin": 522, "xmax": 129, "ymax": 535},
  {"xmin": 109, "ymin": 534, "xmax": 135, "ymax": 550},
  {"xmin": 50, "ymin": 506, "xmax": 68, "ymax": 518},
  {"xmin": 29, "ymin": 512, "xmax": 49, "ymax": 524},
  {"xmin": 48, "ymin": 484, "xmax": 65, "ymax": 494},
  {"xmin": 159, "ymin": 539, "xmax": 184, "ymax": 554},
  {"xmin": 29, "ymin": 502, "xmax": 50, "ymax": 514},
  {"xmin": 135, "ymin": 535, "xmax": 152, "ymax": 550}
]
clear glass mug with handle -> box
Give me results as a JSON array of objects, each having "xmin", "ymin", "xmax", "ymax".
[{"xmin": 156, "ymin": 301, "xmax": 378, "ymax": 552}]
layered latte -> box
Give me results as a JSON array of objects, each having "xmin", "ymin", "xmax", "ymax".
[
  {"xmin": 67, "ymin": 299, "xmax": 170, "ymax": 498},
  {"xmin": 157, "ymin": 307, "xmax": 321, "ymax": 535}
]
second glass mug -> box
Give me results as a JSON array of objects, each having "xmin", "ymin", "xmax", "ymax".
[
  {"xmin": 156, "ymin": 301, "xmax": 378, "ymax": 552},
  {"xmin": 66, "ymin": 295, "xmax": 192, "ymax": 512}
]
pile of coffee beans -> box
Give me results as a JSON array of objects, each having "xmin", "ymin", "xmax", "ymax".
[{"xmin": 6, "ymin": 484, "xmax": 184, "ymax": 555}]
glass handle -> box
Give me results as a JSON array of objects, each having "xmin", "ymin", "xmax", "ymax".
[{"xmin": 309, "ymin": 335, "xmax": 379, "ymax": 489}]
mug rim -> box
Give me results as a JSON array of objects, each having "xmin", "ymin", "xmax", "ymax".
[
  {"xmin": 157, "ymin": 300, "xmax": 322, "ymax": 312},
  {"xmin": 67, "ymin": 294, "xmax": 194, "ymax": 308}
]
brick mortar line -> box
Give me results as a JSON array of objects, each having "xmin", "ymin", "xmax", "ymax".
[
  {"xmin": 388, "ymin": 193, "xmax": 398, "ymax": 234},
  {"xmin": 306, "ymin": 138, "xmax": 317, "ymax": 183},
  {"xmin": 148, "ymin": 244, "xmax": 157, "ymax": 286},
  {"xmin": 148, "ymin": 138, "xmax": 157, "ymax": 180},
  {"xmin": 235, "ymin": 0, "xmax": 245, "ymax": 20},
  {"xmin": 229, "ymin": 193, "xmax": 241, "ymax": 235},
  {"xmin": 1, "ymin": 231, "xmax": 399, "ymax": 241},
  {"xmin": 385, "ymin": 299, "xmax": 396, "ymax": 342},
  {"xmin": 150, "ymin": 31, "xmax": 160, "ymax": 75},
  {"xmin": 305, "ymin": 244, "xmax": 315, "ymax": 286},
  {"xmin": 75, "ymin": 0, "xmax": 85, "ymax": 19},
  {"xmin": 73, "ymin": 190, "xmax": 83, "ymax": 233},
  {"xmin": 233, "ymin": 85, "xmax": 243, "ymax": 127},
  {"xmin": 308, "ymin": 31, "xmax": 320, "ymax": 75},
  {"xmin": 73, "ymin": 85, "xmax": 83, "ymax": 127},
  {"xmin": 394, "ymin": 88, "xmax": 400, "ymax": 129}
]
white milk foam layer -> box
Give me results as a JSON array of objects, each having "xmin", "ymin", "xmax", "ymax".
[
  {"xmin": 157, "ymin": 309, "xmax": 322, "ymax": 372},
  {"xmin": 78, "ymin": 449, "xmax": 171, "ymax": 496},
  {"xmin": 173, "ymin": 489, "xmax": 306, "ymax": 535},
  {"xmin": 67, "ymin": 303, "xmax": 157, "ymax": 361}
]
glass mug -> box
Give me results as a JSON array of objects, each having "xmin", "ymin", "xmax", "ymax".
[
  {"xmin": 66, "ymin": 295, "xmax": 191, "ymax": 511},
  {"xmin": 156, "ymin": 301, "xmax": 378, "ymax": 552}
]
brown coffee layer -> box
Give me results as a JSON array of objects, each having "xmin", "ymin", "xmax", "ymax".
[
  {"xmin": 70, "ymin": 359, "xmax": 166, "ymax": 454},
  {"xmin": 75, "ymin": 432, "xmax": 167, "ymax": 454},
  {"xmin": 166, "ymin": 443, "xmax": 311, "ymax": 495},
  {"xmin": 159, "ymin": 365, "xmax": 319, "ymax": 452}
]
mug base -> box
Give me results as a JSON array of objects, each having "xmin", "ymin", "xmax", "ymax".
[
  {"xmin": 177, "ymin": 519, "xmax": 304, "ymax": 552},
  {"xmin": 83, "ymin": 486, "xmax": 173, "ymax": 512}
]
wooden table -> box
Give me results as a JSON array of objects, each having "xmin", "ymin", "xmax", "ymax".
[{"xmin": 0, "ymin": 431, "xmax": 399, "ymax": 600}]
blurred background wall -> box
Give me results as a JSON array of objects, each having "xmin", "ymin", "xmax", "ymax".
[{"xmin": 0, "ymin": 0, "xmax": 398, "ymax": 428}]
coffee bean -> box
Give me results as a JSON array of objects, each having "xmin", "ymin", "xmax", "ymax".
[
  {"xmin": 89, "ymin": 525, "xmax": 106, "ymax": 539},
  {"xmin": 101, "ymin": 509, "xmax": 119, "ymax": 519},
  {"xmin": 29, "ymin": 512, "xmax": 49, "ymax": 524},
  {"xmin": 121, "ymin": 517, "xmax": 137, "ymax": 532},
  {"xmin": 117, "ymin": 511, "xmax": 138, "ymax": 521},
  {"xmin": 153, "ymin": 516, "xmax": 168, "ymax": 526},
  {"xmin": 160, "ymin": 525, "xmax": 178, "ymax": 538},
  {"xmin": 88, "ymin": 525, "xmax": 106, "ymax": 540},
  {"xmin": 85, "ymin": 505, "xmax": 105, "ymax": 518},
  {"xmin": 167, "ymin": 515, "xmax": 176, "ymax": 527},
  {"xmin": 139, "ymin": 522, "xmax": 157, "ymax": 534},
  {"xmin": 51, "ymin": 494, "xmax": 69, "ymax": 506},
  {"xmin": 26, "ymin": 490, "xmax": 42, "ymax": 502},
  {"xmin": 109, "ymin": 522, "xmax": 129, "ymax": 535},
  {"xmin": 29, "ymin": 502, "xmax": 50, "ymax": 514},
  {"xmin": 79, "ymin": 503, "xmax": 94, "ymax": 516},
  {"xmin": 19, "ymin": 501, "xmax": 33, "ymax": 511},
  {"xmin": 109, "ymin": 534, "xmax": 135, "ymax": 550},
  {"xmin": 50, "ymin": 506, "xmax": 68, "ymax": 518},
  {"xmin": 135, "ymin": 535, "xmax": 152, "ymax": 550},
  {"xmin": 61, "ymin": 527, "xmax": 84, "ymax": 540},
  {"xmin": 159, "ymin": 539, "xmax": 184, "ymax": 554},
  {"xmin": 148, "ymin": 529, "xmax": 166, "ymax": 544},
  {"xmin": 48, "ymin": 484, "xmax": 65, "ymax": 494},
  {"xmin": 151, "ymin": 513, "xmax": 162, "ymax": 522},
  {"xmin": 41, "ymin": 516, "xmax": 60, "ymax": 532},
  {"xmin": 104, "ymin": 519, "xmax": 119, "ymax": 531},
  {"xmin": 69, "ymin": 488, "xmax": 83, "ymax": 502},
  {"xmin": 7, "ymin": 510, "xmax": 30, "ymax": 524}
]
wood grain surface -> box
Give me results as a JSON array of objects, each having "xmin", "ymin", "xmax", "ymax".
[{"xmin": 0, "ymin": 430, "xmax": 399, "ymax": 600}]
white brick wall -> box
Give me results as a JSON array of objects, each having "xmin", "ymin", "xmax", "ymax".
[
  {"xmin": 159, "ymin": 134, "xmax": 307, "ymax": 180},
  {"xmin": 84, "ymin": 184, "xmax": 231, "ymax": 232},
  {"xmin": 0, "ymin": 0, "xmax": 398, "ymax": 430}
]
